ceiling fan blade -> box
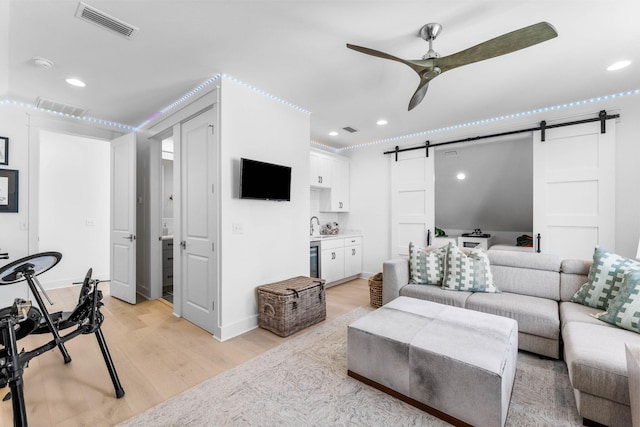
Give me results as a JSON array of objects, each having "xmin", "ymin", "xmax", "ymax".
[
  {"xmin": 408, "ymin": 79, "xmax": 430, "ymax": 111},
  {"xmin": 346, "ymin": 43, "xmax": 429, "ymax": 75},
  {"xmin": 435, "ymin": 22, "xmax": 558, "ymax": 72}
]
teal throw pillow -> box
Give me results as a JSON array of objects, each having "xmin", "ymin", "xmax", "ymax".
[
  {"xmin": 595, "ymin": 269, "xmax": 640, "ymax": 334},
  {"xmin": 409, "ymin": 242, "xmax": 446, "ymax": 285},
  {"xmin": 571, "ymin": 247, "xmax": 640, "ymax": 310},
  {"xmin": 442, "ymin": 243, "xmax": 499, "ymax": 293}
]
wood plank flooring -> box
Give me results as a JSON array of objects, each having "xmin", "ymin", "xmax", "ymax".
[{"xmin": 0, "ymin": 279, "xmax": 370, "ymax": 426}]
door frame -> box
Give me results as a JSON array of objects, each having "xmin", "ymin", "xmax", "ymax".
[{"xmin": 147, "ymin": 88, "xmax": 220, "ymax": 321}]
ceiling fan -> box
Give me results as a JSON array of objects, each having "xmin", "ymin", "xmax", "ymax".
[{"xmin": 347, "ymin": 21, "xmax": 558, "ymax": 111}]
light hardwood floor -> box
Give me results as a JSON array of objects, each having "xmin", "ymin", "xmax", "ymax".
[{"xmin": 0, "ymin": 279, "xmax": 370, "ymax": 426}]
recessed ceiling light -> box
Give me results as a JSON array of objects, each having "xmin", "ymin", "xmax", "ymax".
[
  {"xmin": 376, "ymin": 119, "xmax": 388, "ymax": 126},
  {"xmin": 607, "ymin": 60, "xmax": 631, "ymax": 71},
  {"xmin": 65, "ymin": 78, "xmax": 86, "ymax": 87},
  {"xmin": 329, "ymin": 131, "xmax": 338, "ymax": 136},
  {"xmin": 456, "ymin": 172, "xmax": 466, "ymax": 180}
]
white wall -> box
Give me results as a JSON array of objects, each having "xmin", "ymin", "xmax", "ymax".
[
  {"xmin": 0, "ymin": 1, "xmax": 8, "ymax": 96},
  {"xmin": 38, "ymin": 130, "xmax": 110, "ymax": 288},
  {"xmin": 218, "ymin": 77, "xmax": 310, "ymax": 340},
  {"xmin": 347, "ymin": 95, "xmax": 640, "ymax": 276},
  {"xmin": 0, "ymin": 105, "xmax": 122, "ymax": 306},
  {"xmin": 0, "ymin": 106, "xmax": 32, "ymax": 304}
]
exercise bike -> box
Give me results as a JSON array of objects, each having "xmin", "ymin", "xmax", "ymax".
[{"xmin": 0, "ymin": 252, "xmax": 124, "ymax": 426}]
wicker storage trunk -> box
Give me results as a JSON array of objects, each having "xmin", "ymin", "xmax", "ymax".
[{"xmin": 257, "ymin": 276, "xmax": 326, "ymax": 337}]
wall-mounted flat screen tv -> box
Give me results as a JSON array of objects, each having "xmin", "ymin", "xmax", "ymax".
[{"xmin": 240, "ymin": 158, "xmax": 291, "ymax": 201}]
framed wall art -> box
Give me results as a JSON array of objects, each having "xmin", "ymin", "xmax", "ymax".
[
  {"xmin": 0, "ymin": 169, "xmax": 18, "ymax": 213},
  {"xmin": 0, "ymin": 137, "xmax": 7, "ymax": 165}
]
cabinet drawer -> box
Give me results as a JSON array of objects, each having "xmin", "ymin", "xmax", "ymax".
[
  {"xmin": 162, "ymin": 239, "xmax": 174, "ymax": 250},
  {"xmin": 320, "ymin": 238, "xmax": 343, "ymax": 250},
  {"xmin": 344, "ymin": 236, "xmax": 361, "ymax": 246},
  {"xmin": 162, "ymin": 250, "xmax": 174, "ymax": 264}
]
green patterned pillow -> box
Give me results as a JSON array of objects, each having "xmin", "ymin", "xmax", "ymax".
[
  {"xmin": 571, "ymin": 247, "xmax": 640, "ymax": 310},
  {"xmin": 442, "ymin": 243, "xmax": 499, "ymax": 293},
  {"xmin": 595, "ymin": 269, "xmax": 640, "ymax": 334},
  {"xmin": 408, "ymin": 242, "xmax": 446, "ymax": 285}
]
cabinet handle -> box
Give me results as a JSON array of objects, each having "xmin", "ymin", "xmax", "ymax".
[
  {"xmin": 332, "ymin": 251, "xmax": 335, "ymax": 260},
  {"xmin": 352, "ymin": 248, "xmax": 356, "ymax": 256},
  {"xmin": 318, "ymin": 176, "xmax": 322, "ymax": 184},
  {"xmin": 339, "ymin": 202, "xmax": 343, "ymax": 208}
]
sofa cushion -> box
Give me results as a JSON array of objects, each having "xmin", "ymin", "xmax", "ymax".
[
  {"xmin": 408, "ymin": 242, "xmax": 445, "ymax": 285},
  {"xmin": 465, "ymin": 292, "xmax": 559, "ymax": 340},
  {"xmin": 563, "ymin": 321, "xmax": 640, "ymax": 405},
  {"xmin": 571, "ymin": 247, "xmax": 640, "ymax": 310},
  {"xmin": 487, "ymin": 249, "xmax": 561, "ymax": 272},
  {"xmin": 400, "ymin": 284, "xmax": 472, "ymax": 308},
  {"xmin": 491, "ymin": 265, "xmax": 560, "ymax": 300},
  {"xmin": 559, "ymin": 301, "xmax": 612, "ymax": 330},
  {"xmin": 442, "ymin": 244, "xmax": 499, "ymax": 293},
  {"xmin": 560, "ymin": 259, "xmax": 591, "ymax": 302},
  {"xmin": 595, "ymin": 269, "xmax": 640, "ymax": 334}
]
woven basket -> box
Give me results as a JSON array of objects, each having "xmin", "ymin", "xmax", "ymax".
[
  {"xmin": 256, "ymin": 276, "xmax": 326, "ymax": 337},
  {"xmin": 368, "ymin": 272, "xmax": 383, "ymax": 308}
]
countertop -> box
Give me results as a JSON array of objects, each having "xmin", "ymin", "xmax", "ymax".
[{"xmin": 310, "ymin": 232, "xmax": 361, "ymax": 242}]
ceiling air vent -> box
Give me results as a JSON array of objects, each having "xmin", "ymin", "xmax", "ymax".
[
  {"xmin": 342, "ymin": 126, "xmax": 358, "ymax": 133},
  {"xmin": 36, "ymin": 98, "xmax": 88, "ymax": 117},
  {"xmin": 75, "ymin": 2, "xmax": 139, "ymax": 39}
]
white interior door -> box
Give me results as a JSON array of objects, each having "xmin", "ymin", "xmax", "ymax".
[
  {"xmin": 180, "ymin": 107, "xmax": 218, "ymax": 334},
  {"xmin": 110, "ymin": 133, "xmax": 137, "ymax": 304},
  {"xmin": 533, "ymin": 120, "xmax": 615, "ymax": 259},
  {"xmin": 390, "ymin": 149, "xmax": 435, "ymax": 258}
]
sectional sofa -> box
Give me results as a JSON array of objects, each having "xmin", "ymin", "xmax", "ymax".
[{"xmin": 382, "ymin": 248, "xmax": 640, "ymax": 427}]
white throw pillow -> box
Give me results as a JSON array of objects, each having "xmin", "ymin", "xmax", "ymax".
[
  {"xmin": 442, "ymin": 243, "xmax": 499, "ymax": 293},
  {"xmin": 409, "ymin": 242, "xmax": 446, "ymax": 285}
]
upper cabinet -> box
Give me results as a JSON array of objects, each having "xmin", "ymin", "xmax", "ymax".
[
  {"xmin": 320, "ymin": 157, "xmax": 350, "ymax": 212},
  {"xmin": 310, "ymin": 150, "xmax": 350, "ymax": 212},
  {"xmin": 310, "ymin": 151, "xmax": 332, "ymax": 189}
]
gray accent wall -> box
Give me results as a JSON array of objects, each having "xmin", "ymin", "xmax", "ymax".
[{"xmin": 434, "ymin": 136, "xmax": 533, "ymax": 234}]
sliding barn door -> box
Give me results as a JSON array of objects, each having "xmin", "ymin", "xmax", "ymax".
[
  {"xmin": 390, "ymin": 149, "xmax": 435, "ymax": 258},
  {"xmin": 533, "ymin": 120, "xmax": 615, "ymax": 260}
]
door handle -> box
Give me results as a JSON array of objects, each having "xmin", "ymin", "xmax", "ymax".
[
  {"xmin": 180, "ymin": 241, "xmax": 186, "ymax": 249},
  {"xmin": 123, "ymin": 234, "xmax": 136, "ymax": 241}
]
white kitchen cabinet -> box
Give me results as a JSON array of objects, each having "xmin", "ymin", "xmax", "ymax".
[
  {"xmin": 344, "ymin": 236, "xmax": 362, "ymax": 278},
  {"xmin": 320, "ymin": 157, "xmax": 349, "ymax": 212},
  {"xmin": 320, "ymin": 238, "xmax": 345, "ymax": 284},
  {"xmin": 320, "ymin": 236, "xmax": 362, "ymax": 285},
  {"xmin": 310, "ymin": 151, "xmax": 331, "ymax": 189}
]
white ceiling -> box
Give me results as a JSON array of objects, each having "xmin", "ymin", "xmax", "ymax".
[{"xmin": 4, "ymin": 0, "xmax": 640, "ymax": 148}]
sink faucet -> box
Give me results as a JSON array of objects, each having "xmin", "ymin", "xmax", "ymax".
[{"xmin": 310, "ymin": 216, "xmax": 320, "ymax": 236}]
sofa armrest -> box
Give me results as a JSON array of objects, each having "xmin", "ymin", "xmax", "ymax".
[{"xmin": 383, "ymin": 258, "xmax": 410, "ymax": 305}]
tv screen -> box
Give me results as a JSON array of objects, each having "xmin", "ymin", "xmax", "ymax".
[{"xmin": 240, "ymin": 158, "xmax": 291, "ymax": 201}]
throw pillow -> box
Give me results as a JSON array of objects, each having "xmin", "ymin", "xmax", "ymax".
[
  {"xmin": 595, "ymin": 269, "xmax": 640, "ymax": 334},
  {"xmin": 442, "ymin": 243, "xmax": 499, "ymax": 293},
  {"xmin": 408, "ymin": 242, "xmax": 446, "ymax": 285},
  {"xmin": 571, "ymin": 247, "xmax": 640, "ymax": 310}
]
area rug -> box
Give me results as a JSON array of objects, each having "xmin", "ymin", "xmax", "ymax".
[{"xmin": 119, "ymin": 307, "xmax": 582, "ymax": 426}]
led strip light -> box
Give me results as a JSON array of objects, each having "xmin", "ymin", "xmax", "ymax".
[{"xmin": 336, "ymin": 89, "xmax": 640, "ymax": 152}]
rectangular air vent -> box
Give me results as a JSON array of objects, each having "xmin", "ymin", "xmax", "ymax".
[
  {"xmin": 342, "ymin": 126, "xmax": 358, "ymax": 133},
  {"xmin": 75, "ymin": 2, "xmax": 138, "ymax": 39},
  {"xmin": 36, "ymin": 98, "xmax": 88, "ymax": 117}
]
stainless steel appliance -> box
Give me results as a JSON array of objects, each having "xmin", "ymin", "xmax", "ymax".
[{"xmin": 310, "ymin": 240, "xmax": 320, "ymax": 278}]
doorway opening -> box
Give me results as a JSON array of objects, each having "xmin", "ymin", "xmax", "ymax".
[{"xmin": 160, "ymin": 137, "xmax": 174, "ymax": 303}]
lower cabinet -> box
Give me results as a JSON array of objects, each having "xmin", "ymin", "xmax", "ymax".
[
  {"xmin": 320, "ymin": 236, "xmax": 362, "ymax": 285},
  {"xmin": 344, "ymin": 237, "xmax": 362, "ymax": 278}
]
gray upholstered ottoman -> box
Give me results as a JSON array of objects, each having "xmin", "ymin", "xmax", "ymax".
[{"xmin": 347, "ymin": 296, "xmax": 518, "ymax": 427}]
